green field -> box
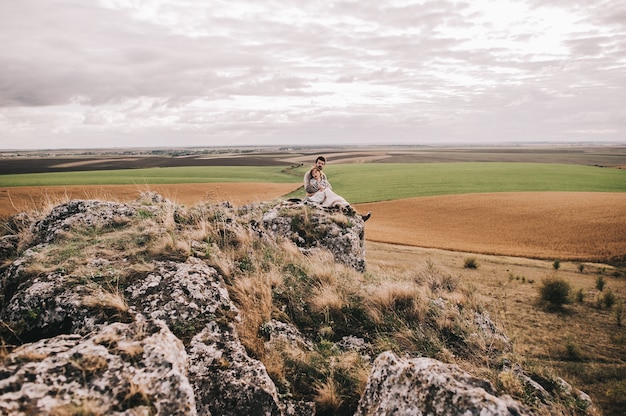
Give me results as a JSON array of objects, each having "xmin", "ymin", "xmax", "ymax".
[
  {"xmin": 2, "ymin": 163, "xmax": 625, "ymax": 204},
  {"xmin": 318, "ymin": 162, "xmax": 626, "ymax": 203}
]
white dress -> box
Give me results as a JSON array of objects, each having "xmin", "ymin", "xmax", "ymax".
[{"xmin": 308, "ymin": 178, "xmax": 349, "ymax": 207}]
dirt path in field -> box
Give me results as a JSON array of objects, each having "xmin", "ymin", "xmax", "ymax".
[
  {"xmin": 2, "ymin": 185, "xmax": 625, "ymax": 262},
  {"xmin": 356, "ymin": 192, "xmax": 626, "ymax": 262}
]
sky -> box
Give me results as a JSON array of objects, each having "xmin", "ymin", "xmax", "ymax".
[{"xmin": 1, "ymin": 0, "xmax": 625, "ymax": 150}]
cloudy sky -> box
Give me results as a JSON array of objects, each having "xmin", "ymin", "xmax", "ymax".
[{"xmin": 1, "ymin": 0, "xmax": 624, "ymax": 150}]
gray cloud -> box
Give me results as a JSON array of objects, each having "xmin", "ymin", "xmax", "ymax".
[{"xmin": 0, "ymin": 0, "xmax": 624, "ymax": 149}]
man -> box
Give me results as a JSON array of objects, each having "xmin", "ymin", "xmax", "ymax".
[
  {"xmin": 304, "ymin": 156, "xmax": 330, "ymax": 196},
  {"xmin": 303, "ymin": 155, "xmax": 371, "ymax": 221}
]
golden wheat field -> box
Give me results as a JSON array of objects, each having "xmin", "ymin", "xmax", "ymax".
[
  {"xmin": 357, "ymin": 192, "xmax": 626, "ymax": 262},
  {"xmin": 2, "ymin": 185, "xmax": 625, "ymax": 263},
  {"xmin": 0, "ymin": 183, "xmax": 298, "ymax": 216}
]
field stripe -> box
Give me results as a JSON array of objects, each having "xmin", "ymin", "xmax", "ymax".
[{"xmin": 0, "ymin": 183, "xmax": 300, "ymax": 218}]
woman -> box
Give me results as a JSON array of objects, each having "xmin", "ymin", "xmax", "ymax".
[
  {"xmin": 307, "ymin": 167, "xmax": 350, "ymax": 208},
  {"xmin": 306, "ymin": 168, "xmax": 371, "ymax": 222}
]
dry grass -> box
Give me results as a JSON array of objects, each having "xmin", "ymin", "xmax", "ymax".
[
  {"xmin": 314, "ymin": 374, "xmax": 344, "ymax": 413},
  {"xmin": 367, "ymin": 241, "xmax": 626, "ymax": 416},
  {"xmin": 9, "ymin": 349, "xmax": 48, "ymax": 364},
  {"xmin": 121, "ymin": 380, "xmax": 152, "ymax": 409},
  {"xmin": 91, "ymin": 327, "xmax": 145, "ymax": 361},
  {"xmin": 363, "ymin": 280, "xmax": 423, "ymax": 324},
  {"xmin": 230, "ymin": 273, "xmax": 276, "ymax": 358},
  {"xmin": 310, "ymin": 283, "xmax": 345, "ymax": 315},
  {"xmin": 83, "ymin": 289, "xmax": 129, "ymax": 315},
  {"xmin": 50, "ymin": 400, "xmax": 107, "ymax": 416},
  {"xmin": 71, "ymin": 353, "xmax": 109, "ymax": 376}
]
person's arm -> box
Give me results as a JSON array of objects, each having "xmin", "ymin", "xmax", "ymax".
[
  {"xmin": 309, "ymin": 178, "xmax": 322, "ymax": 193},
  {"xmin": 305, "ymin": 171, "xmax": 319, "ymax": 194}
]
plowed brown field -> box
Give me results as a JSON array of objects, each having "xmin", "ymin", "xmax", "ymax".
[
  {"xmin": 357, "ymin": 192, "xmax": 626, "ymax": 262},
  {"xmin": 2, "ymin": 185, "xmax": 625, "ymax": 262}
]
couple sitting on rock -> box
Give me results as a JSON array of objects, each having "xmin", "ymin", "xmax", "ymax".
[{"xmin": 303, "ymin": 156, "xmax": 371, "ymax": 222}]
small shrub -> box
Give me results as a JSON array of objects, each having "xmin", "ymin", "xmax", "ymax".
[
  {"xmin": 508, "ymin": 272, "xmax": 526, "ymax": 283},
  {"xmin": 136, "ymin": 209, "xmax": 154, "ymax": 219},
  {"xmin": 463, "ymin": 257, "xmax": 478, "ymax": 269},
  {"xmin": 602, "ymin": 289, "xmax": 616, "ymax": 309},
  {"xmin": 578, "ymin": 264, "xmax": 585, "ymax": 273},
  {"xmin": 575, "ymin": 288, "xmax": 584, "ymax": 303},
  {"xmin": 564, "ymin": 337, "xmax": 583, "ymax": 361},
  {"xmin": 552, "ymin": 259, "xmax": 560, "ymax": 270},
  {"xmin": 418, "ymin": 261, "xmax": 460, "ymax": 293},
  {"xmin": 596, "ymin": 275, "xmax": 605, "ymax": 292},
  {"xmin": 539, "ymin": 276, "xmax": 571, "ymax": 308}
]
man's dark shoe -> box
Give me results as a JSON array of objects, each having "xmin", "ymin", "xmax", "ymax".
[{"xmin": 361, "ymin": 211, "xmax": 372, "ymax": 222}]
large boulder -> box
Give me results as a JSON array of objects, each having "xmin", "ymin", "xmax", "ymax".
[
  {"xmin": 188, "ymin": 321, "xmax": 314, "ymax": 416},
  {"xmin": 355, "ymin": 351, "xmax": 534, "ymax": 416},
  {"xmin": 125, "ymin": 258, "xmax": 239, "ymax": 338},
  {"xmin": 0, "ymin": 249, "xmax": 134, "ymax": 343},
  {"xmin": 0, "ymin": 318, "xmax": 197, "ymax": 416},
  {"xmin": 262, "ymin": 200, "xmax": 367, "ymax": 272},
  {"xmin": 30, "ymin": 199, "xmax": 136, "ymax": 244}
]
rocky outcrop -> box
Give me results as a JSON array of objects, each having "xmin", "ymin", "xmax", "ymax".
[
  {"xmin": 0, "ymin": 195, "xmax": 592, "ymax": 415},
  {"xmin": 262, "ymin": 200, "xmax": 367, "ymax": 272},
  {"xmin": 355, "ymin": 351, "xmax": 534, "ymax": 416},
  {"xmin": 0, "ymin": 197, "xmax": 313, "ymax": 415}
]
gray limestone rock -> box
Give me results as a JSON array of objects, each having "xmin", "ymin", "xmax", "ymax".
[
  {"xmin": 262, "ymin": 201, "xmax": 366, "ymax": 272},
  {"xmin": 355, "ymin": 351, "xmax": 535, "ymax": 416},
  {"xmin": 0, "ymin": 318, "xmax": 197, "ymax": 416}
]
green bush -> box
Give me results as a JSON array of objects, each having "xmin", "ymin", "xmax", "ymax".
[
  {"xmin": 463, "ymin": 257, "xmax": 478, "ymax": 269},
  {"xmin": 565, "ymin": 337, "xmax": 583, "ymax": 361},
  {"xmin": 552, "ymin": 259, "xmax": 560, "ymax": 270},
  {"xmin": 602, "ymin": 289, "xmax": 616, "ymax": 309},
  {"xmin": 539, "ymin": 276, "xmax": 571, "ymax": 308},
  {"xmin": 575, "ymin": 288, "xmax": 585, "ymax": 303},
  {"xmin": 596, "ymin": 275, "xmax": 606, "ymax": 292}
]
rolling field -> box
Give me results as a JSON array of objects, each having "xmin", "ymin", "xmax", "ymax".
[
  {"xmin": 2, "ymin": 151, "xmax": 625, "ymax": 263},
  {"xmin": 2, "ymin": 185, "xmax": 624, "ymax": 263}
]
